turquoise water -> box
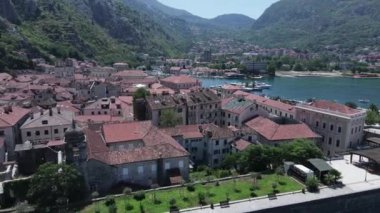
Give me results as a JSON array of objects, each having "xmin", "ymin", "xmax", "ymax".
[{"xmin": 200, "ymin": 77, "xmax": 380, "ymax": 107}]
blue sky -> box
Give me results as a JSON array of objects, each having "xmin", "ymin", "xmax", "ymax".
[{"xmin": 157, "ymin": 0, "xmax": 279, "ymax": 19}]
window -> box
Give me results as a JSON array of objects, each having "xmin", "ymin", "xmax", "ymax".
[
  {"xmin": 330, "ymin": 125, "xmax": 334, "ymax": 131},
  {"xmin": 54, "ymin": 129, "xmax": 59, "ymax": 134},
  {"xmin": 165, "ymin": 162, "xmax": 171, "ymax": 170},
  {"xmin": 336, "ymin": 140, "xmax": 340, "ymax": 147},
  {"xmin": 316, "ymin": 121, "xmax": 319, "ymax": 127},
  {"xmin": 224, "ymin": 140, "xmax": 227, "ymax": 145},
  {"xmin": 151, "ymin": 164, "xmax": 157, "ymax": 172},
  {"xmin": 122, "ymin": 168, "xmax": 129, "ymax": 177},
  {"xmin": 328, "ymin": 137, "xmax": 332, "ymax": 145},
  {"xmin": 35, "ymin": 131, "xmax": 40, "ymax": 136},
  {"xmin": 98, "ymin": 111, "xmax": 101, "ymax": 115},
  {"xmin": 0, "ymin": 130, "xmax": 4, "ymax": 136},
  {"xmin": 178, "ymin": 108, "xmax": 182, "ymax": 113},
  {"xmin": 42, "ymin": 120, "xmax": 48, "ymax": 125},
  {"xmin": 228, "ymin": 114, "xmax": 231, "ymax": 118},
  {"xmin": 138, "ymin": 166, "xmax": 144, "ymax": 175},
  {"xmin": 338, "ymin": 127, "xmax": 342, "ymax": 133},
  {"xmin": 104, "ymin": 111, "xmax": 108, "ymax": 115},
  {"xmin": 215, "ymin": 140, "xmax": 219, "ymax": 146},
  {"xmin": 27, "ymin": 131, "xmax": 31, "ymax": 137},
  {"xmin": 91, "ymin": 112, "xmax": 95, "ymax": 115},
  {"xmin": 323, "ymin": 123, "xmax": 326, "ymax": 129},
  {"xmin": 179, "ymin": 160, "xmax": 184, "ymax": 168},
  {"xmin": 214, "ymin": 150, "xmax": 220, "ymax": 155},
  {"xmin": 213, "ymin": 159, "xmax": 219, "ymax": 165},
  {"xmin": 44, "ymin": 130, "xmax": 49, "ymax": 135},
  {"xmin": 64, "ymin": 128, "xmax": 67, "ymax": 132}
]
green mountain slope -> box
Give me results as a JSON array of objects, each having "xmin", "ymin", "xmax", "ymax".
[
  {"xmin": 251, "ymin": 0, "xmax": 380, "ymax": 50},
  {"xmin": 0, "ymin": 0, "xmax": 192, "ymax": 69},
  {"xmin": 210, "ymin": 14, "xmax": 254, "ymax": 30}
]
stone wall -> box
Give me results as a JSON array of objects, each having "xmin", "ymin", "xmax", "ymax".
[{"xmin": 255, "ymin": 188, "xmax": 380, "ymax": 213}]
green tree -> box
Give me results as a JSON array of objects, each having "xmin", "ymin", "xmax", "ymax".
[
  {"xmin": 159, "ymin": 109, "xmax": 181, "ymax": 127},
  {"xmin": 293, "ymin": 63, "xmax": 304, "ymax": 71},
  {"xmin": 366, "ymin": 110, "xmax": 380, "ymax": 125},
  {"xmin": 329, "ymin": 169, "xmax": 342, "ymax": 183},
  {"xmin": 369, "ymin": 104, "xmax": 379, "ymax": 114},
  {"xmin": 222, "ymin": 153, "xmax": 239, "ymax": 170},
  {"xmin": 27, "ymin": 163, "xmax": 85, "ymax": 207},
  {"xmin": 280, "ymin": 139, "xmax": 323, "ymax": 164},
  {"xmin": 306, "ymin": 176, "xmax": 319, "ymax": 192},
  {"xmin": 267, "ymin": 63, "xmax": 276, "ymax": 76},
  {"xmin": 345, "ymin": 102, "xmax": 358, "ymax": 109},
  {"xmin": 133, "ymin": 88, "xmax": 150, "ymax": 121}
]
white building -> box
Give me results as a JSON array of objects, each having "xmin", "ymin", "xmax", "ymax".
[{"xmin": 20, "ymin": 108, "xmax": 74, "ymax": 144}]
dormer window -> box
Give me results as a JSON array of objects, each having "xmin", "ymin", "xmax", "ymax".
[{"xmin": 42, "ymin": 120, "xmax": 48, "ymax": 125}]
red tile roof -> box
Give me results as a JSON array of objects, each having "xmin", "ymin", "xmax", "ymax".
[
  {"xmin": 112, "ymin": 70, "xmax": 148, "ymax": 78},
  {"xmin": 161, "ymin": 75, "xmax": 200, "ymax": 85},
  {"xmin": 0, "ymin": 106, "xmax": 30, "ymax": 128},
  {"xmin": 85, "ymin": 123, "xmax": 189, "ymax": 165},
  {"xmin": 245, "ymin": 116, "xmax": 319, "ymax": 142},
  {"xmin": 102, "ymin": 121, "xmax": 152, "ymax": 143},
  {"xmin": 309, "ymin": 100, "xmax": 361, "ymax": 115},
  {"xmin": 162, "ymin": 125, "xmax": 204, "ymax": 139},
  {"xmin": 233, "ymin": 139, "xmax": 252, "ymax": 151}
]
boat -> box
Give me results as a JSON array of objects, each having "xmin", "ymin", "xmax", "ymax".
[
  {"xmin": 224, "ymin": 73, "xmax": 245, "ymax": 79},
  {"xmin": 252, "ymin": 75, "xmax": 263, "ymax": 79},
  {"xmin": 358, "ymin": 99, "xmax": 370, "ymax": 104},
  {"xmin": 255, "ymin": 81, "xmax": 272, "ymax": 89}
]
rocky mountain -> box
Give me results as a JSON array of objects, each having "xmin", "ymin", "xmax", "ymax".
[
  {"xmin": 0, "ymin": 0, "xmax": 193, "ymax": 69},
  {"xmin": 250, "ymin": 0, "xmax": 380, "ymax": 50}
]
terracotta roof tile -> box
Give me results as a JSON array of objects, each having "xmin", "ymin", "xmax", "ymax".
[
  {"xmin": 309, "ymin": 100, "xmax": 361, "ymax": 115},
  {"xmin": 245, "ymin": 116, "xmax": 319, "ymax": 142},
  {"xmin": 161, "ymin": 75, "xmax": 200, "ymax": 84}
]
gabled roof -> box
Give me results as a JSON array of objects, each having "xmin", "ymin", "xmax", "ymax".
[
  {"xmin": 21, "ymin": 108, "xmax": 73, "ymax": 129},
  {"xmin": 233, "ymin": 139, "xmax": 252, "ymax": 151},
  {"xmin": 161, "ymin": 75, "xmax": 199, "ymax": 84},
  {"xmin": 245, "ymin": 116, "xmax": 319, "ymax": 142},
  {"xmin": 222, "ymin": 97, "xmax": 255, "ymax": 114},
  {"xmin": 86, "ymin": 122, "xmax": 189, "ymax": 165},
  {"xmin": 0, "ymin": 107, "xmax": 31, "ymax": 128},
  {"xmin": 309, "ymin": 100, "xmax": 361, "ymax": 115},
  {"xmin": 233, "ymin": 91, "xmax": 295, "ymax": 114}
]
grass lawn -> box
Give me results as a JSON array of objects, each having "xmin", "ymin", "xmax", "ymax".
[{"xmin": 80, "ymin": 174, "xmax": 303, "ymax": 213}]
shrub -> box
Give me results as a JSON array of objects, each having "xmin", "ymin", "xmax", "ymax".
[
  {"xmin": 133, "ymin": 191, "xmax": 146, "ymax": 201},
  {"xmin": 105, "ymin": 196, "xmax": 115, "ymax": 207},
  {"xmin": 250, "ymin": 185, "xmax": 260, "ymax": 191},
  {"xmin": 215, "ymin": 181, "xmax": 220, "ymax": 187},
  {"xmin": 306, "ymin": 177, "xmax": 319, "ymax": 192},
  {"xmin": 196, "ymin": 165, "xmax": 208, "ymax": 172},
  {"xmin": 139, "ymin": 203, "xmax": 145, "ymax": 213},
  {"xmin": 108, "ymin": 204, "xmax": 117, "ymax": 213},
  {"xmin": 250, "ymin": 192, "xmax": 257, "ymax": 197},
  {"xmin": 257, "ymin": 174, "xmax": 262, "ymax": 179},
  {"xmin": 234, "ymin": 188, "xmax": 241, "ymax": 193},
  {"xmin": 154, "ymin": 199, "xmax": 162, "ymax": 205},
  {"xmin": 198, "ymin": 192, "xmax": 206, "ymax": 205},
  {"xmin": 187, "ymin": 184, "xmax": 195, "ymax": 192},
  {"xmin": 218, "ymin": 170, "xmax": 231, "ymax": 178},
  {"xmin": 183, "ymin": 197, "xmax": 189, "ymax": 202},
  {"xmin": 169, "ymin": 198, "xmax": 176, "ymax": 207},
  {"xmin": 125, "ymin": 203, "xmax": 134, "ymax": 211}
]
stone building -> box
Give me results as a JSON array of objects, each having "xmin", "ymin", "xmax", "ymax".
[
  {"xmin": 162, "ymin": 124, "xmax": 235, "ymax": 168},
  {"xmin": 20, "ymin": 108, "xmax": 74, "ymax": 145},
  {"xmin": 84, "ymin": 121, "xmax": 189, "ymax": 192},
  {"xmin": 221, "ymin": 97, "xmax": 258, "ymax": 128},
  {"xmin": 160, "ymin": 75, "xmax": 201, "ymax": 91},
  {"xmin": 146, "ymin": 89, "xmax": 222, "ymax": 126},
  {"xmin": 295, "ymin": 100, "xmax": 366, "ymax": 156}
]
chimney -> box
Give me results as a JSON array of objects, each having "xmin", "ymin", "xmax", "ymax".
[
  {"xmin": 30, "ymin": 112, "xmax": 34, "ymax": 119},
  {"xmin": 57, "ymin": 107, "xmax": 61, "ymax": 114},
  {"xmin": 49, "ymin": 108, "xmax": 53, "ymax": 116},
  {"xmin": 3, "ymin": 107, "xmax": 9, "ymax": 114},
  {"xmin": 40, "ymin": 109, "xmax": 44, "ymax": 116}
]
